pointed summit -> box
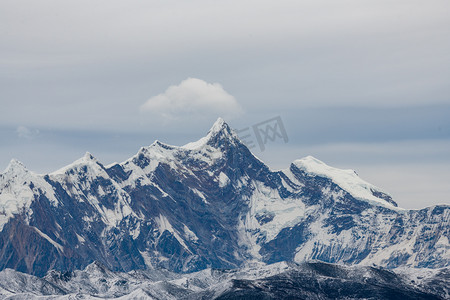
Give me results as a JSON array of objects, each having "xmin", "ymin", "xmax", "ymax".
[
  {"xmin": 50, "ymin": 152, "xmax": 103, "ymax": 176},
  {"xmin": 75, "ymin": 152, "xmax": 102, "ymax": 167},
  {"xmin": 4, "ymin": 159, "xmax": 29, "ymax": 175},
  {"xmin": 83, "ymin": 152, "xmax": 96, "ymax": 161},
  {"xmin": 209, "ymin": 117, "xmax": 226, "ymax": 134},
  {"xmin": 182, "ymin": 118, "xmax": 239, "ymax": 150},
  {"xmin": 206, "ymin": 117, "xmax": 236, "ymax": 140}
]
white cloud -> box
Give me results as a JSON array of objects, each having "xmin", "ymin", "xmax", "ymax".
[
  {"xmin": 16, "ymin": 126, "xmax": 39, "ymax": 139},
  {"xmin": 140, "ymin": 78, "xmax": 243, "ymax": 120}
]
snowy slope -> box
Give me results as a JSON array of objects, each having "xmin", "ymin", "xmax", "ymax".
[
  {"xmin": 0, "ymin": 261, "xmax": 447, "ymax": 299},
  {"xmin": 292, "ymin": 156, "xmax": 398, "ymax": 208}
]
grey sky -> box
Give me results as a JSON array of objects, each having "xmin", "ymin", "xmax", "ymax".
[{"xmin": 1, "ymin": 0, "xmax": 449, "ymax": 208}]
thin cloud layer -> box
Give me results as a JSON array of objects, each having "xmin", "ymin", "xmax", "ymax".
[
  {"xmin": 16, "ymin": 126, "xmax": 39, "ymax": 139},
  {"xmin": 140, "ymin": 78, "xmax": 243, "ymax": 120}
]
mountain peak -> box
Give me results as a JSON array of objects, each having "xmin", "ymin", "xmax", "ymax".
[
  {"xmin": 150, "ymin": 140, "xmax": 174, "ymax": 150},
  {"xmin": 292, "ymin": 156, "xmax": 397, "ymax": 208},
  {"xmin": 3, "ymin": 159, "xmax": 29, "ymax": 175},
  {"xmin": 182, "ymin": 118, "xmax": 238, "ymax": 150},
  {"xmin": 50, "ymin": 152, "xmax": 101, "ymax": 176},
  {"xmin": 83, "ymin": 152, "xmax": 96, "ymax": 161},
  {"xmin": 75, "ymin": 151, "xmax": 99, "ymax": 165},
  {"xmin": 209, "ymin": 117, "xmax": 226, "ymax": 133},
  {"xmin": 206, "ymin": 117, "xmax": 236, "ymax": 140}
]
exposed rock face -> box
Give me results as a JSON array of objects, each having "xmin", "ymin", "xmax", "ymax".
[{"xmin": 0, "ymin": 118, "xmax": 448, "ymax": 277}]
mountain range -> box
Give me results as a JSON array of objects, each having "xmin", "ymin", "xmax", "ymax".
[
  {"xmin": 0, "ymin": 260, "xmax": 448, "ymax": 299},
  {"xmin": 0, "ymin": 118, "xmax": 448, "ymax": 283}
]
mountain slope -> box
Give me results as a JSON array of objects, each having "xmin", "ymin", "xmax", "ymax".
[
  {"xmin": 0, "ymin": 261, "xmax": 447, "ymax": 299},
  {"xmin": 0, "ymin": 118, "xmax": 448, "ymax": 276}
]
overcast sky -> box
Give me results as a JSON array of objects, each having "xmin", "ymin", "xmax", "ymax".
[{"xmin": 1, "ymin": 0, "xmax": 449, "ymax": 209}]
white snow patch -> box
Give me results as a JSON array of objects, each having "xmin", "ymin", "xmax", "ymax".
[
  {"xmin": 97, "ymin": 185, "xmax": 106, "ymax": 196},
  {"xmin": 76, "ymin": 233, "xmax": 86, "ymax": 244},
  {"xmin": 191, "ymin": 188, "xmax": 208, "ymax": 204},
  {"xmin": 131, "ymin": 223, "xmax": 141, "ymax": 240},
  {"xmin": 83, "ymin": 215, "xmax": 94, "ymax": 223},
  {"xmin": 182, "ymin": 136, "xmax": 210, "ymax": 151},
  {"xmin": 32, "ymin": 226, "xmax": 64, "ymax": 252},
  {"xmin": 55, "ymin": 222, "xmax": 62, "ymax": 231},
  {"xmin": 218, "ymin": 172, "xmax": 230, "ymax": 188},
  {"xmin": 156, "ymin": 214, "xmax": 175, "ymax": 234},
  {"xmin": 139, "ymin": 250, "xmax": 155, "ymax": 268},
  {"xmin": 234, "ymin": 175, "xmax": 249, "ymax": 190},
  {"xmin": 432, "ymin": 235, "xmax": 450, "ymax": 260},
  {"xmin": 237, "ymin": 217, "xmax": 262, "ymax": 260},
  {"xmin": 101, "ymin": 206, "xmax": 128, "ymax": 227},
  {"xmin": 183, "ymin": 224, "xmax": 199, "ymax": 241},
  {"xmin": 156, "ymin": 215, "xmax": 192, "ymax": 254},
  {"xmin": 246, "ymin": 181, "xmax": 305, "ymax": 242},
  {"xmin": 436, "ymin": 235, "xmax": 449, "ymax": 247}
]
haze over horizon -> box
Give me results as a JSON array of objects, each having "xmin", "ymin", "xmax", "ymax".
[{"xmin": 1, "ymin": 0, "xmax": 449, "ymax": 209}]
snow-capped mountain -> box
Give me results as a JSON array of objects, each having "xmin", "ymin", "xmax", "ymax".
[
  {"xmin": 0, "ymin": 261, "xmax": 447, "ymax": 299},
  {"xmin": 0, "ymin": 118, "xmax": 448, "ymax": 277}
]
